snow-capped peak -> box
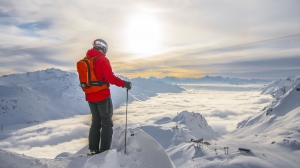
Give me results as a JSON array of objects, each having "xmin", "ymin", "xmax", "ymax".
[
  {"xmin": 141, "ymin": 111, "xmax": 219, "ymax": 149},
  {"xmin": 0, "ymin": 68, "xmax": 76, "ymax": 85}
]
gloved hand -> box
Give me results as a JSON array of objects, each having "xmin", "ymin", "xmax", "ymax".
[{"xmin": 124, "ymin": 81, "xmax": 132, "ymax": 90}]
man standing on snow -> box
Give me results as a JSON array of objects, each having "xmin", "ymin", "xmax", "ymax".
[{"xmin": 84, "ymin": 39, "xmax": 132, "ymax": 155}]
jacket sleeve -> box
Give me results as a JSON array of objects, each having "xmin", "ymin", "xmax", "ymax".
[{"xmin": 100, "ymin": 57, "xmax": 125, "ymax": 87}]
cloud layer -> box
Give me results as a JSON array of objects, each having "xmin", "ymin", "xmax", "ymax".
[
  {"xmin": 0, "ymin": 83, "xmax": 273, "ymax": 158},
  {"xmin": 0, "ymin": 115, "xmax": 90, "ymax": 158},
  {"xmin": 114, "ymin": 84, "xmax": 272, "ymax": 135}
]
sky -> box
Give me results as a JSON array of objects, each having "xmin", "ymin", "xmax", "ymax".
[{"xmin": 1, "ymin": 0, "xmax": 300, "ymax": 79}]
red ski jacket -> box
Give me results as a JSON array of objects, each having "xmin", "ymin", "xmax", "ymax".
[{"xmin": 85, "ymin": 48, "xmax": 125, "ymax": 102}]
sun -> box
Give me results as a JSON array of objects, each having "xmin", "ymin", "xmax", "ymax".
[{"xmin": 125, "ymin": 12, "xmax": 162, "ymax": 56}]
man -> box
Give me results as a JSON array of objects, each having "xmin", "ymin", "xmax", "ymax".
[{"xmin": 85, "ymin": 39, "xmax": 132, "ymax": 155}]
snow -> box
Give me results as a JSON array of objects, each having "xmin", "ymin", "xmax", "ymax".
[
  {"xmin": 228, "ymin": 156, "xmax": 273, "ymax": 168},
  {"xmin": 0, "ymin": 127, "xmax": 175, "ymax": 168},
  {"xmin": 1, "ymin": 69, "xmax": 300, "ymax": 168}
]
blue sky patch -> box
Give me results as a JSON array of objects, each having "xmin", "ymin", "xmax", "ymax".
[
  {"xmin": 0, "ymin": 10, "xmax": 9, "ymax": 18},
  {"xmin": 17, "ymin": 21, "xmax": 50, "ymax": 31}
]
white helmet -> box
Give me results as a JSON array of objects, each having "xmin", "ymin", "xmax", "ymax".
[{"xmin": 92, "ymin": 39, "xmax": 108, "ymax": 54}]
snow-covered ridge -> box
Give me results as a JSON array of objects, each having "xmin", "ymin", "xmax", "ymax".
[
  {"xmin": 258, "ymin": 74, "xmax": 300, "ymax": 118},
  {"xmin": 261, "ymin": 74, "xmax": 300, "ymax": 99},
  {"xmin": 233, "ymin": 73, "xmax": 300, "ymax": 151},
  {"xmin": 0, "ymin": 68, "xmax": 74, "ymax": 83},
  {"xmin": 237, "ymin": 74, "xmax": 300, "ymax": 128},
  {"xmin": 0, "ymin": 68, "xmax": 184, "ymax": 125}
]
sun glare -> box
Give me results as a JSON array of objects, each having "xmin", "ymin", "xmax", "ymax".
[{"xmin": 125, "ymin": 12, "xmax": 162, "ymax": 56}]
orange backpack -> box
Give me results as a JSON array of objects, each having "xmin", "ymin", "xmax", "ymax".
[{"xmin": 77, "ymin": 56, "xmax": 109, "ymax": 93}]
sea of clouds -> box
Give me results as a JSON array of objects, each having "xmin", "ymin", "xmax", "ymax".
[
  {"xmin": 0, "ymin": 83, "xmax": 273, "ymax": 159},
  {"xmin": 113, "ymin": 84, "xmax": 273, "ymax": 135}
]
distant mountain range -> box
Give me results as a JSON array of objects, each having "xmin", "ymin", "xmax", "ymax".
[
  {"xmin": 0, "ymin": 68, "xmax": 184, "ymax": 125},
  {"xmin": 149, "ymin": 75, "xmax": 271, "ymax": 84}
]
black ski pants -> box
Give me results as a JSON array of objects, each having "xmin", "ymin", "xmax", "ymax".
[{"xmin": 88, "ymin": 97, "xmax": 113, "ymax": 151}]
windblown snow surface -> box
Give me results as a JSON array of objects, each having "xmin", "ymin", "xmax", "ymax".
[{"xmin": 1, "ymin": 69, "xmax": 300, "ymax": 168}]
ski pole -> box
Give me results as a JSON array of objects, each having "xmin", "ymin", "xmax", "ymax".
[{"xmin": 125, "ymin": 89, "xmax": 128, "ymax": 154}]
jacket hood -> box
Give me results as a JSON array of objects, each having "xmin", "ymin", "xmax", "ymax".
[{"xmin": 86, "ymin": 48, "xmax": 106, "ymax": 58}]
